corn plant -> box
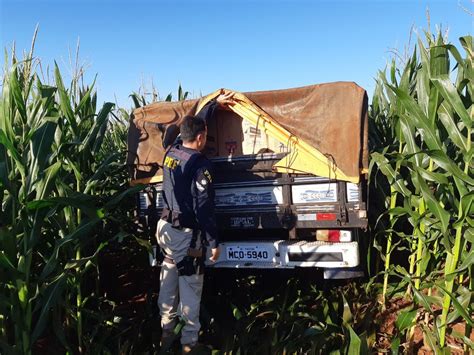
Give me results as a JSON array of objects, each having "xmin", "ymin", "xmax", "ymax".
[
  {"xmin": 370, "ymin": 31, "xmax": 473, "ymax": 351},
  {"xmin": 0, "ymin": 40, "xmax": 139, "ymax": 354},
  {"xmin": 130, "ymin": 83, "xmax": 189, "ymax": 109},
  {"xmin": 201, "ymin": 273, "xmax": 378, "ymax": 355}
]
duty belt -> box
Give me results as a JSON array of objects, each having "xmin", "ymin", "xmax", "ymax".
[{"xmin": 163, "ymin": 256, "xmax": 175, "ymax": 264}]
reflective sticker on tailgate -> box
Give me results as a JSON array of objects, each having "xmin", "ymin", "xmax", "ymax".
[{"xmin": 292, "ymin": 184, "xmax": 337, "ymax": 203}]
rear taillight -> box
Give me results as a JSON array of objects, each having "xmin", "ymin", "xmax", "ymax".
[
  {"xmin": 328, "ymin": 230, "xmax": 341, "ymax": 241},
  {"xmin": 316, "ymin": 230, "xmax": 351, "ymax": 242}
]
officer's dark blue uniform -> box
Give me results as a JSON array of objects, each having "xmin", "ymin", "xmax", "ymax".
[
  {"xmin": 160, "ymin": 100, "xmax": 219, "ymax": 249},
  {"xmin": 156, "ymin": 99, "xmax": 221, "ymax": 348},
  {"xmin": 160, "ymin": 145, "xmax": 217, "ymax": 249}
]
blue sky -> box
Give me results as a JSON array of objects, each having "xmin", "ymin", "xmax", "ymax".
[{"xmin": 1, "ymin": 0, "xmax": 472, "ymax": 108}]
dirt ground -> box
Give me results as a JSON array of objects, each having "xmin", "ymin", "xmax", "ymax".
[
  {"xmin": 98, "ymin": 244, "xmax": 473, "ymax": 354},
  {"xmin": 376, "ymin": 296, "xmax": 473, "ymax": 354},
  {"xmin": 33, "ymin": 243, "xmax": 472, "ymax": 354}
]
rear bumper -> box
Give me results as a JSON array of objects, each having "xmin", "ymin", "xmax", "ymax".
[{"xmin": 210, "ymin": 240, "xmax": 359, "ymax": 269}]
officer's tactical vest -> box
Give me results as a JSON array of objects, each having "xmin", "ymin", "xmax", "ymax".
[{"xmin": 161, "ymin": 144, "xmax": 202, "ymax": 229}]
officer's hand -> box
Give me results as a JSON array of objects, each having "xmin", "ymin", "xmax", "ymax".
[
  {"xmin": 216, "ymin": 91, "xmax": 235, "ymax": 109},
  {"xmin": 210, "ymin": 247, "xmax": 221, "ymax": 262}
]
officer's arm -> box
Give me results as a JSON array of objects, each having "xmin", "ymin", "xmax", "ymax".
[
  {"xmin": 191, "ymin": 162, "xmax": 218, "ymax": 249},
  {"xmin": 196, "ymin": 100, "xmax": 219, "ymax": 123},
  {"xmin": 196, "ymin": 92, "xmax": 235, "ymax": 123}
]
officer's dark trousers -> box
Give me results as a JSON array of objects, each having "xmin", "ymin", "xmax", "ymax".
[{"xmin": 156, "ymin": 219, "xmax": 203, "ymax": 345}]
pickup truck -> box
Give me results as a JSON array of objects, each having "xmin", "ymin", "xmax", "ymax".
[{"xmin": 127, "ymin": 82, "xmax": 368, "ymax": 279}]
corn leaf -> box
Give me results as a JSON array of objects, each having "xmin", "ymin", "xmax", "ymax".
[
  {"xmin": 345, "ymin": 323, "xmax": 363, "ymax": 355},
  {"xmin": 395, "ymin": 309, "xmax": 417, "ymax": 332},
  {"xmin": 92, "ymin": 102, "xmax": 114, "ymax": 154},
  {"xmin": 414, "ymin": 170, "xmax": 450, "ymax": 234},
  {"xmin": 0, "ymin": 129, "xmax": 26, "ymax": 178},
  {"xmin": 427, "ymin": 150, "xmax": 474, "ymax": 185},
  {"xmin": 9, "ymin": 65, "xmax": 27, "ymax": 122},
  {"xmin": 399, "ymin": 116, "xmax": 421, "ymax": 166},
  {"xmin": 446, "ymin": 286, "xmax": 473, "ymax": 325},
  {"xmin": 453, "ymin": 191, "xmax": 474, "ymax": 228},
  {"xmin": 0, "ymin": 250, "xmax": 16, "ymax": 272},
  {"xmin": 75, "ymin": 75, "xmax": 97, "ymax": 115},
  {"xmin": 437, "ymin": 283, "xmax": 474, "ymax": 327},
  {"xmin": 431, "ymin": 75, "xmax": 472, "ymax": 128},
  {"xmin": 437, "ymin": 102, "xmax": 468, "ymax": 152},
  {"xmin": 389, "ymin": 85, "xmax": 442, "ymax": 151},
  {"xmin": 422, "ymin": 324, "xmax": 441, "ymax": 354},
  {"xmin": 54, "ymin": 62, "xmax": 77, "ymax": 134},
  {"xmin": 31, "ymin": 274, "xmax": 67, "ymax": 342},
  {"xmin": 371, "ymin": 152, "xmax": 411, "ymax": 196},
  {"xmin": 29, "ymin": 120, "xmax": 57, "ymax": 186}
]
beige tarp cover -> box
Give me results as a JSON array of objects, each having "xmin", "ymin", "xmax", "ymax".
[{"xmin": 128, "ymin": 82, "xmax": 368, "ymax": 184}]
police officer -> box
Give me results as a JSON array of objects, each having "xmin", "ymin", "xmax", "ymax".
[{"xmin": 156, "ymin": 92, "xmax": 234, "ymax": 353}]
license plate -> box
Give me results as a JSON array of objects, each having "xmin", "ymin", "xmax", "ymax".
[{"xmin": 226, "ymin": 245, "xmax": 272, "ymax": 261}]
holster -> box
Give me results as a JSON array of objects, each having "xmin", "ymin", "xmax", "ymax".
[
  {"xmin": 187, "ymin": 248, "xmax": 203, "ymax": 258},
  {"xmin": 176, "ymin": 244, "xmax": 206, "ymax": 277},
  {"xmin": 165, "ymin": 224, "xmax": 207, "ymax": 277},
  {"xmin": 176, "ymin": 254, "xmax": 205, "ymax": 276}
]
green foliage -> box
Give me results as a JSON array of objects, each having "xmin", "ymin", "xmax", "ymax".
[
  {"xmin": 200, "ymin": 273, "xmax": 378, "ymax": 354},
  {"xmin": 130, "ymin": 83, "xmax": 189, "ymax": 109},
  {"xmin": 0, "ymin": 42, "xmax": 139, "ymax": 354},
  {"xmin": 2, "ymin": 25, "xmax": 471, "ymax": 355},
  {"xmin": 369, "ymin": 31, "xmax": 473, "ymax": 350}
]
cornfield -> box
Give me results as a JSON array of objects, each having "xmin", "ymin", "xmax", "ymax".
[
  {"xmin": 370, "ymin": 30, "xmax": 473, "ymax": 352},
  {"xmin": 0, "ymin": 38, "xmax": 141, "ymax": 353},
  {"xmin": 0, "ymin": 28, "xmax": 472, "ymax": 354}
]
